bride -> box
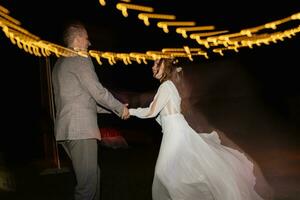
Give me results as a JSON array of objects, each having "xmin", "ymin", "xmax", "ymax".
[{"xmin": 129, "ymin": 58, "xmax": 273, "ymax": 200}]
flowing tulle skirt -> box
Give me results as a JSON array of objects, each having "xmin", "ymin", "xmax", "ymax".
[{"xmin": 152, "ymin": 114, "xmax": 264, "ymax": 200}]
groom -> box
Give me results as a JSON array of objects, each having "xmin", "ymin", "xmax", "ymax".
[{"xmin": 52, "ymin": 21, "xmax": 129, "ymax": 200}]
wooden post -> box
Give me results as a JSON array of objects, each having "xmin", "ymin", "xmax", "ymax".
[{"xmin": 39, "ymin": 56, "xmax": 69, "ymax": 174}]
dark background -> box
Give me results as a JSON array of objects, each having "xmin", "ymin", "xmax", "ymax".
[{"xmin": 0, "ymin": 0, "xmax": 300, "ymax": 164}]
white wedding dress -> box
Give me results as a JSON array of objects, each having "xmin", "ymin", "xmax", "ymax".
[{"xmin": 129, "ymin": 80, "xmax": 265, "ymax": 200}]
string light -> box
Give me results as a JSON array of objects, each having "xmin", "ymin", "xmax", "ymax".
[
  {"xmin": 157, "ymin": 21, "xmax": 196, "ymax": 33},
  {"xmin": 0, "ymin": 5, "xmax": 9, "ymax": 14},
  {"xmin": 138, "ymin": 13, "xmax": 176, "ymax": 26},
  {"xmin": 99, "ymin": 0, "xmax": 106, "ymax": 6},
  {"xmin": 116, "ymin": 3, "xmax": 153, "ymax": 17},
  {"xmin": 176, "ymin": 26, "xmax": 215, "ymax": 38},
  {"xmin": 105, "ymin": 2, "xmax": 300, "ymax": 53},
  {"xmin": 0, "ymin": 4, "xmax": 299, "ymax": 65}
]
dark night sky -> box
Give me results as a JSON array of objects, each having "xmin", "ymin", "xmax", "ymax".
[
  {"xmin": 1, "ymin": 1, "xmax": 300, "ymax": 161},
  {"xmin": 1, "ymin": 0, "xmax": 300, "ymax": 50}
]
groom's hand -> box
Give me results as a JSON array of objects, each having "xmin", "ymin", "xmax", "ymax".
[{"xmin": 121, "ymin": 104, "xmax": 130, "ymax": 120}]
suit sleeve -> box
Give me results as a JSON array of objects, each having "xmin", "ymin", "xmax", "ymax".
[
  {"xmin": 74, "ymin": 57, "xmax": 124, "ymax": 117},
  {"xmin": 97, "ymin": 105, "xmax": 112, "ymax": 114},
  {"xmin": 129, "ymin": 82, "xmax": 170, "ymax": 118}
]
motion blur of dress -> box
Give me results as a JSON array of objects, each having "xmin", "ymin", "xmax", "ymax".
[{"xmin": 130, "ymin": 80, "xmax": 272, "ymax": 200}]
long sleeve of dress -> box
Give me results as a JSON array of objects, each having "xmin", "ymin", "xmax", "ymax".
[{"xmin": 129, "ymin": 82, "xmax": 170, "ymax": 119}]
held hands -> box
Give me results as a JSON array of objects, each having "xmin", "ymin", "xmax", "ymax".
[{"xmin": 121, "ymin": 103, "xmax": 130, "ymax": 120}]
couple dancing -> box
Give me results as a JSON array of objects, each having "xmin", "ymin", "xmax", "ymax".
[{"xmin": 52, "ymin": 22, "xmax": 273, "ymax": 200}]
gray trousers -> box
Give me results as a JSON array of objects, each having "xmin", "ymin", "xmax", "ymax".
[{"xmin": 62, "ymin": 139, "xmax": 100, "ymax": 200}]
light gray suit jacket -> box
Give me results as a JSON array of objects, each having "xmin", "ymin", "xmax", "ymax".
[{"xmin": 52, "ymin": 56, "xmax": 124, "ymax": 141}]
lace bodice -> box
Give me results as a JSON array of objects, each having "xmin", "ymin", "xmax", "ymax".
[{"xmin": 129, "ymin": 80, "xmax": 181, "ymax": 120}]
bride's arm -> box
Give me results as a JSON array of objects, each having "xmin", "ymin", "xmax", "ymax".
[{"xmin": 129, "ymin": 82, "xmax": 170, "ymax": 118}]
